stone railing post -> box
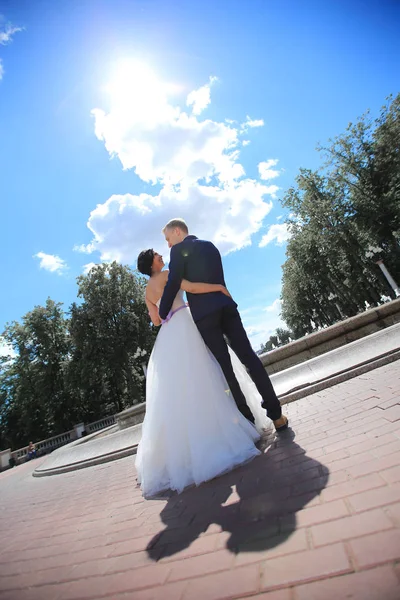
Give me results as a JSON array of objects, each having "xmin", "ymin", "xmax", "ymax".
[
  {"xmin": 0, "ymin": 448, "xmax": 11, "ymax": 470},
  {"xmin": 73, "ymin": 423, "xmax": 86, "ymax": 439}
]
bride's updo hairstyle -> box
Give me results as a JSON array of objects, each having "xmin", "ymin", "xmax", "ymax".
[{"xmin": 137, "ymin": 249, "xmax": 155, "ymax": 277}]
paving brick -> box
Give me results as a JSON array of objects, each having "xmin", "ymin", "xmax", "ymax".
[
  {"xmin": 372, "ymin": 439, "xmax": 400, "ymax": 458},
  {"xmin": 325, "ymin": 469, "xmax": 352, "ymax": 486},
  {"xmin": 385, "ymin": 501, "xmax": 400, "ymax": 525},
  {"xmin": 1, "ymin": 363, "xmax": 400, "ymax": 600},
  {"xmin": 320, "ymin": 449, "xmax": 350, "ymax": 465},
  {"xmin": 183, "ymin": 564, "xmax": 260, "ymax": 600},
  {"xmin": 348, "ymin": 452, "xmax": 400, "ymax": 478},
  {"xmin": 310, "ymin": 508, "xmax": 394, "ymax": 546},
  {"xmin": 321, "ymin": 473, "xmax": 386, "ymax": 502},
  {"xmin": 159, "ymin": 531, "xmax": 219, "ymax": 562},
  {"xmin": 290, "ymin": 475, "xmax": 328, "ymax": 497},
  {"xmin": 58, "ymin": 563, "xmax": 170, "ymax": 599},
  {"xmin": 367, "ymin": 419, "xmax": 400, "ymax": 438},
  {"xmin": 394, "ymin": 562, "xmax": 400, "ymax": 585},
  {"xmin": 349, "ymin": 432, "xmax": 399, "ymax": 454},
  {"xmin": 168, "ymin": 549, "xmax": 233, "ymax": 581},
  {"xmin": 0, "ymin": 583, "xmax": 68, "ymax": 600},
  {"xmin": 261, "ymin": 543, "xmax": 351, "ymax": 590},
  {"xmin": 327, "ymin": 452, "xmax": 375, "ymax": 473},
  {"xmin": 294, "ymin": 565, "xmax": 400, "ymax": 600},
  {"xmin": 380, "ymin": 405, "xmax": 400, "ymax": 422},
  {"xmin": 378, "ymin": 397, "xmax": 400, "ymax": 410},
  {"xmin": 152, "ymin": 580, "xmax": 189, "ymax": 600},
  {"xmin": 295, "ymin": 499, "xmax": 349, "ymax": 527},
  {"xmin": 348, "ymin": 482, "xmax": 400, "ymax": 512},
  {"xmin": 108, "ymin": 533, "xmax": 154, "ymax": 557},
  {"xmin": 235, "ymin": 528, "xmax": 309, "ymax": 566},
  {"xmin": 350, "ymin": 529, "xmax": 400, "ymax": 568},
  {"xmin": 238, "ymin": 590, "xmax": 291, "ymax": 600},
  {"xmin": 323, "ymin": 433, "xmax": 375, "ymax": 455},
  {"xmin": 381, "ymin": 464, "xmax": 400, "ymax": 484}
]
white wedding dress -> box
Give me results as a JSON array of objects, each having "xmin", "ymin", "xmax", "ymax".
[{"xmin": 135, "ymin": 291, "xmax": 270, "ymax": 497}]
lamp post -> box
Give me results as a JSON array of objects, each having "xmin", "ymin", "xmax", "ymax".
[
  {"xmin": 366, "ymin": 246, "xmax": 400, "ymax": 298},
  {"xmin": 376, "ymin": 260, "xmax": 400, "ymax": 297}
]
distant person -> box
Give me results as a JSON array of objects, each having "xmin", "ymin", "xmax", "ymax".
[
  {"xmin": 135, "ymin": 218, "xmax": 287, "ymax": 498},
  {"xmin": 27, "ymin": 441, "xmax": 37, "ymax": 460}
]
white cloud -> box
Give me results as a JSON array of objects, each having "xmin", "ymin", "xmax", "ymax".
[
  {"xmin": 258, "ymin": 159, "xmax": 280, "ymax": 180},
  {"xmin": 74, "ymin": 242, "xmax": 95, "ymax": 254},
  {"xmin": 92, "ymin": 84, "xmax": 243, "ymax": 186},
  {"xmin": 262, "ymin": 184, "xmax": 279, "ymax": 199},
  {"xmin": 259, "ymin": 223, "xmax": 290, "ymax": 247},
  {"xmin": 83, "ymin": 182, "xmax": 274, "ymax": 263},
  {"xmin": 264, "ymin": 298, "xmax": 281, "ymax": 313},
  {"xmin": 186, "ymin": 76, "xmax": 217, "ymax": 116},
  {"xmin": 0, "ymin": 23, "xmax": 23, "ymax": 45},
  {"xmin": 80, "ymin": 62, "xmax": 279, "ymax": 262},
  {"xmin": 0, "ymin": 22, "xmax": 22, "ymax": 83},
  {"xmin": 241, "ymin": 116, "xmax": 264, "ymax": 131},
  {"xmin": 82, "ymin": 262, "xmax": 97, "ymax": 275},
  {"xmin": 34, "ymin": 252, "xmax": 67, "ymax": 274}
]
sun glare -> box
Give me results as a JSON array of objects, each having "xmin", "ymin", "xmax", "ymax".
[{"xmin": 105, "ymin": 59, "xmax": 181, "ymax": 119}]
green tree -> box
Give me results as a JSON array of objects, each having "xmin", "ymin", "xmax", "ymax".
[
  {"xmin": 280, "ymin": 94, "xmax": 400, "ymax": 334},
  {"xmin": 1, "ymin": 299, "xmax": 71, "ymax": 448},
  {"xmin": 0, "ymin": 264, "xmax": 157, "ymax": 450},
  {"xmin": 67, "ymin": 262, "xmax": 156, "ymax": 421}
]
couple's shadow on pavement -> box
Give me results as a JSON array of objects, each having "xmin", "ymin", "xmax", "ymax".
[{"xmin": 146, "ymin": 429, "xmax": 330, "ymax": 560}]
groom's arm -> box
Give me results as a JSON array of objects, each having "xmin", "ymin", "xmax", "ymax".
[{"xmin": 159, "ymin": 244, "xmax": 185, "ymax": 320}]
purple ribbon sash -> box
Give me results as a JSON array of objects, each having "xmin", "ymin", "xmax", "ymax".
[{"xmin": 161, "ymin": 303, "xmax": 188, "ymax": 325}]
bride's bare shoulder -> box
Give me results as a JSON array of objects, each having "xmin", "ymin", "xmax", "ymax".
[{"xmin": 146, "ymin": 271, "xmax": 168, "ymax": 299}]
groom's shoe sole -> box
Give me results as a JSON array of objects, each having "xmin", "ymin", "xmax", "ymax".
[{"xmin": 274, "ymin": 416, "xmax": 289, "ymax": 432}]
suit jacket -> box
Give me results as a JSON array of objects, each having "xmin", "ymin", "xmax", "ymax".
[{"xmin": 159, "ymin": 235, "xmax": 236, "ymax": 322}]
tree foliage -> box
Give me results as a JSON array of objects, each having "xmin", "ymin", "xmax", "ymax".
[
  {"xmin": 280, "ymin": 94, "xmax": 400, "ymax": 338},
  {"xmin": 0, "ymin": 263, "xmax": 156, "ymax": 450}
]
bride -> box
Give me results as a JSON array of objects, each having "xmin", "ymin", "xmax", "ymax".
[{"xmin": 135, "ymin": 249, "xmax": 270, "ymax": 498}]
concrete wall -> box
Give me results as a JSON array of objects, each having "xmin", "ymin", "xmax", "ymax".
[{"xmin": 261, "ymin": 298, "xmax": 400, "ymax": 375}]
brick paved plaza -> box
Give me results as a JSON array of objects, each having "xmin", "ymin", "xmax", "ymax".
[{"xmin": 1, "ymin": 361, "xmax": 400, "ymax": 600}]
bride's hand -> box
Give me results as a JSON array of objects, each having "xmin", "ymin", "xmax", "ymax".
[{"xmin": 219, "ymin": 285, "xmax": 232, "ymax": 298}]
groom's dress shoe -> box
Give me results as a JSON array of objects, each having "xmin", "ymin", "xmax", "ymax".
[{"xmin": 274, "ymin": 415, "xmax": 289, "ymax": 432}]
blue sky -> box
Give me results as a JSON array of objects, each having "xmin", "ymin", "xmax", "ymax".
[{"xmin": 0, "ymin": 0, "xmax": 399, "ymax": 351}]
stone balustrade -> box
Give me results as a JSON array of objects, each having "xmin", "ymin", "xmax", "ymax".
[
  {"xmin": 87, "ymin": 415, "xmax": 116, "ymax": 434},
  {"xmin": 115, "ymin": 403, "xmax": 146, "ymax": 430},
  {"xmin": 4, "ymin": 414, "xmax": 119, "ymax": 469},
  {"xmin": 261, "ymin": 297, "xmax": 400, "ymax": 374},
  {"xmin": 10, "ymin": 430, "xmax": 75, "ymax": 465}
]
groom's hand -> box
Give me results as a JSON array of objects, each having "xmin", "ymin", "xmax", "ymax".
[{"xmin": 219, "ymin": 285, "xmax": 232, "ymax": 298}]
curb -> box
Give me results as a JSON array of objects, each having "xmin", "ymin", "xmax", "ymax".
[
  {"xmin": 279, "ymin": 348, "xmax": 400, "ymax": 405},
  {"xmin": 33, "ymin": 349, "xmax": 400, "ymax": 477},
  {"xmin": 33, "ymin": 445, "xmax": 138, "ymax": 477}
]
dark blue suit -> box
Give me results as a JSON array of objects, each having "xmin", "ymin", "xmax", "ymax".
[{"xmin": 159, "ymin": 235, "xmax": 282, "ymax": 422}]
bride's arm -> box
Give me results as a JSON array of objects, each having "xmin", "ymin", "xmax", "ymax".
[
  {"xmin": 146, "ymin": 298, "xmax": 161, "ymax": 326},
  {"xmin": 181, "ymin": 280, "xmax": 231, "ymax": 298},
  {"xmin": 145, "ymin": 295, "xmax": 162, "ymax": 326}
]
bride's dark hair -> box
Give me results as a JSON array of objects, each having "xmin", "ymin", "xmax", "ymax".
[{"xmin": 137, "ymin": 249, "xmax": 155, "ymax": 277}]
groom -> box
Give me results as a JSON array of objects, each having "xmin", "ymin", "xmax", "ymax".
[{"xmin": 159, "ymin": 218, "xmax": 288, "ymax": 432}]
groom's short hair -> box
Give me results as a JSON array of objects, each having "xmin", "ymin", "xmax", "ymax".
[{"xmin": 162, "ymin": 218, "xmax": 189, "ymax": 235}]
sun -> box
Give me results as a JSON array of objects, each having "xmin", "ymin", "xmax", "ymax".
[
  {"xmin": 105, "ymin": 59, "xmax": 180, "ymax": 119},
  {"xmin": 106, "ymin": 59, "xmax": 159, "ymax": 100}
]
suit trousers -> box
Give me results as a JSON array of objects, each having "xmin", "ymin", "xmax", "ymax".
[{"xmin": 195, "ymin": 306, "xmax": 282, "ymax": 422}]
